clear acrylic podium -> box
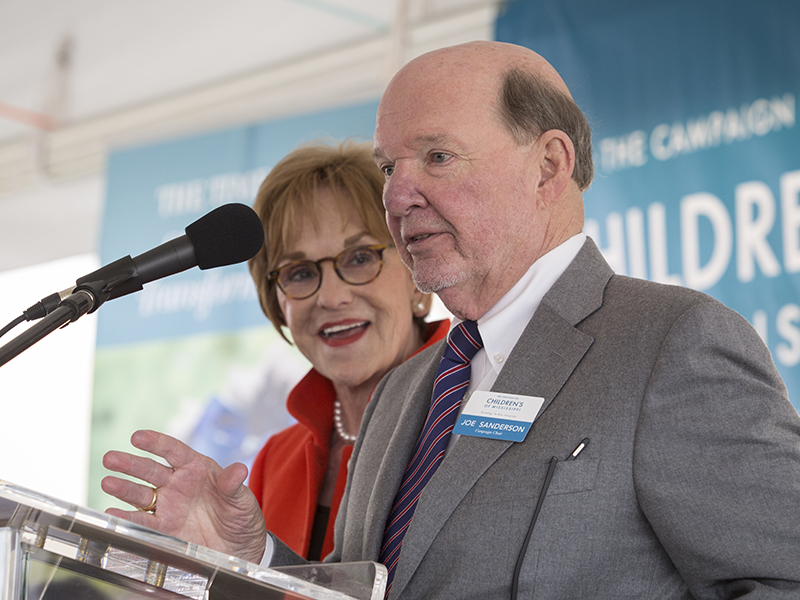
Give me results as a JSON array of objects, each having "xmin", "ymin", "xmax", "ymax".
[{"xmin": 0, "ymin": 480, "xmax": 386, "ymax": 600}]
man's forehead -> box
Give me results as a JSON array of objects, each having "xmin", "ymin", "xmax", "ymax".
[{"xmin": 378, "ymin": 71, "xmax": 499, "ymax": 127}]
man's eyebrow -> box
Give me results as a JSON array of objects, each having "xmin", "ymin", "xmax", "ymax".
[
  {"xmin": 372, "ymin": 133, "xmax": 457, "ymax": 161},
  {"xmin": 416, "ymin": 133, "xmax": 454, "ymax": 146}
]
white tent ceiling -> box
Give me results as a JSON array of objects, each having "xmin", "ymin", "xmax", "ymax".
[{"xmin": 0, "ymin": 0, "xmax": 498, "ymax": 272}]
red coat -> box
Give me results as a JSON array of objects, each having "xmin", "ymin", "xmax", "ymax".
[{"xmin": 248, "ymin": 319, "xmax": 450, "ymax": 560}]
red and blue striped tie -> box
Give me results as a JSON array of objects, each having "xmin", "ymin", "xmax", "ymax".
[{"xmin": 378, "ymin": 320, "xmax": 483, "ymax": 596}]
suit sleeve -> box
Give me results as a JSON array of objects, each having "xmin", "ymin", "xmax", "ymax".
[
  {"xmin": 267, "ymin": 533, "xmax": 309, "ymax": 566},
  {"xmin": 634, "ymin": 299, "xmax": 800, "ymax": 597}
]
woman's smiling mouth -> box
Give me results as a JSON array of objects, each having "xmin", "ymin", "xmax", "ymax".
[{"xmin": 319, "ymin": 321, "xmax": 370, "ymax": 345}]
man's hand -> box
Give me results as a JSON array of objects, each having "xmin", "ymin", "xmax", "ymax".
[{"xmin": 101, "ymin": 429, "xmax": 267, "ymax": 564}]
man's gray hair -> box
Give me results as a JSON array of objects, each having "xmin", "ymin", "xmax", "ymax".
[{"xmin": 498, "ymin": 67, "xmax": 593, "ymax": 191}]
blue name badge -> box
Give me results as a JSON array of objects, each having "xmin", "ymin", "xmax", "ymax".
[{"xmin": 453, "ymin": 391, "xmax": 544, "ymax": 442}]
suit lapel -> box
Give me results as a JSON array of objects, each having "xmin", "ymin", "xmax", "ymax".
[
  {"xmin": 493, "ymin": 302, "xmax": 594, "ymax": 419},
  {"xmin": 387, "ymin": 239, "xmax": 612, "ymax": 599},
  {"xmin": 495, "ymin": 237, "xmax": 612, "ymax": 420}
]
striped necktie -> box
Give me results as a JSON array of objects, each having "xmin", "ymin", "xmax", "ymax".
[{"xmin": 378, "ymin": 320, "xmax": 483, "ymax": 596}]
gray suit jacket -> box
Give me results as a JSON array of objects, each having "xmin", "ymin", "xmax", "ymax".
[{"xmin": 273, "ymin": 239, "xmax": 800, "ymax": 599}]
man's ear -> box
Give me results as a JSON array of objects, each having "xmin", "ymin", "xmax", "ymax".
[{"xmin": 535, "ymin": 129, "xmax": 575, "ymax": 205}]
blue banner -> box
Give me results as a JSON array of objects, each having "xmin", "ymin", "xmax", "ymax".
[{"xmin": 497, "ymin": 0, "xmax": 800, "ymax": 409}]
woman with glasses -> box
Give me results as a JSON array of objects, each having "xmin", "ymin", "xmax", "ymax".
[
  {"xmin": 245, "ymin": 140, "xmax": 449, "ymax": 561},
  {"xmin": 101, "ymin": 140, "xmax": 449, "ymax": 563}
]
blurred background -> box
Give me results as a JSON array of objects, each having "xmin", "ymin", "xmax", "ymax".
[{"xmin": 0, "ymin": 0, "xmax": 798, "ymax": 510}]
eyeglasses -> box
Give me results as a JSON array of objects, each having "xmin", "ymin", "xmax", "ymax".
[{"xmin": 269, "ymin": 244, "xmax": 393, "ymax": 300}]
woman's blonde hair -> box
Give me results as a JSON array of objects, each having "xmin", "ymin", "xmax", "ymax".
[{"xmin": 248, "ymin": 140, "xmax": 391, "ymax": 342}]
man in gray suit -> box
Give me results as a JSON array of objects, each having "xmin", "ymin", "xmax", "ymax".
[{"xmin": 103, "ymin": 41, "xmax": 800, "ymax": 598}]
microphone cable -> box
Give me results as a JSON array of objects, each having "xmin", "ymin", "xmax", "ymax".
[{"xmin": 0, "ymin": 293, "xmax": 61, "ymax": 339}]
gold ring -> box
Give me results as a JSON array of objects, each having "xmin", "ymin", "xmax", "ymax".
[{"xmin": 137, "ymin": 487, "xmax": 158, "ymax": 513}]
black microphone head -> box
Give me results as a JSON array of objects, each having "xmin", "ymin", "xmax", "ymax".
[{"xmin": 184, "ymin": 203, "xmax": 265, "ymax": 270}]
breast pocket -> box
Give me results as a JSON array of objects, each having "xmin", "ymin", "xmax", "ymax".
[
  {"xmin": 466, "ymin": 454, "xmax": 600, "ymax": 506},
  {"xmin": 547, "ymin": 458, "xmax": 600, "ymax": 495}
]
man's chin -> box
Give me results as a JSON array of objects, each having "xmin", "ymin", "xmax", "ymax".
[{"xmin": 411, "ymin": 268, "xmax": 464, "ymax": 295}]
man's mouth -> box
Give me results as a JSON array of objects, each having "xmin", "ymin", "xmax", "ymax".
[{"xmin": 409, "ymin": 233, "xmax": 433, "ymax": 243}]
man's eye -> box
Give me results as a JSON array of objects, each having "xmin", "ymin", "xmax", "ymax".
[
  {"xmin": 382, "ymin": 165, "xmax": 395, "ymax": 177},
  {"xmin": 431, "ymin": 152, "xmax": 450, "ymax": 164}
]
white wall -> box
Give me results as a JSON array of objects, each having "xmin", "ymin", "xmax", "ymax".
[{"xmin": 0, "ymin": 253, "xmax": 99, "ymax": 505}]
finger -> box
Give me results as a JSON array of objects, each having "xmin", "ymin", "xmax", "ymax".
[
  {"xmin": 131, "ymin": 429, "xmax": 210, "ymax": 470},
  {"xmin": 103, "ymin": 450, "xmax": 174, "ymax": 488},
  {"xmin": 101, "ymin": 475, "xmax": 159, "ymax": 511},
  {"xmin": 217, "ymin": 462, "xmax": 249, "ymax": 497}
]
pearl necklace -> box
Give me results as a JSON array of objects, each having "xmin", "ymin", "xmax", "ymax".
[{"xmin": 333, "ymin": 399, "xmax": 357, "ymax": 443}]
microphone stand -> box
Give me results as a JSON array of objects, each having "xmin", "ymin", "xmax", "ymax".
[{"xmin": 0, "ymin": 280, "xmax": 108, "ymax": 368}]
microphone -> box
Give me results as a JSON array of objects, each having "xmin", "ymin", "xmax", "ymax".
[
  {"xmin": 1, "ymin": 202, "xmax": 264, "ymax": 361},
  {"xmin": 0, "ymin": 203, "xmax": 265, "ymax": 363},
  {"xmin": 24, "ymin": 202, "xmax": 264, "ymax": 318}
]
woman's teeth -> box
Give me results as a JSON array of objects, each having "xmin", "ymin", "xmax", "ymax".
[{"xmin": 322, "ymin": 322, "xmax": 368, "ymax": 337}]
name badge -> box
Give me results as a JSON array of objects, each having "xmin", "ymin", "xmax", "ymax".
[{"xmin": 453, "ymin": 391, "xmax": 544, "ymax": 442}]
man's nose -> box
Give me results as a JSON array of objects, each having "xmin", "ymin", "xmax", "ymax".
[{"xmin": 383, "ymin": 162, "xmax": 426, "ymax": 216}]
